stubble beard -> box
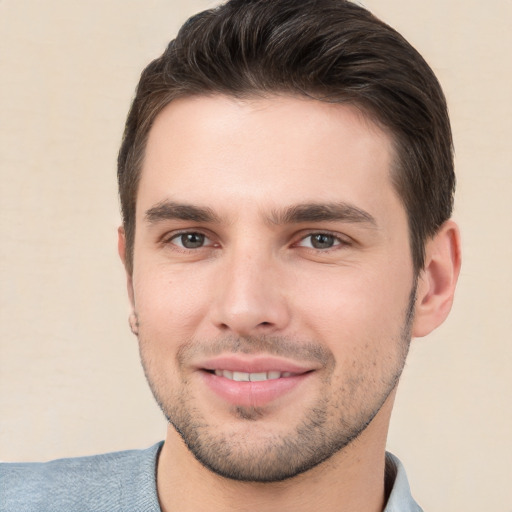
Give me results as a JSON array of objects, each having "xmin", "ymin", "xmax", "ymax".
[{"xmin": 138, "ymin": 284, "xmax": 416, "ymax": 483}]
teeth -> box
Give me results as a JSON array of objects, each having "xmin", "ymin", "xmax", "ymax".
[
  {"xmin": 215, "ymin": 370, "xmax": 233, "ymax": 379},
  {"xmin": 213, "ymin": 370, "xmax": 293, "ymax": 381},
  {"xmin": 233, "ymin": 371, "xmax": 250, "ymax": 382},
  {"xmin": 250, "ymin": 372, "xmax": 273, "ymax": 382}
]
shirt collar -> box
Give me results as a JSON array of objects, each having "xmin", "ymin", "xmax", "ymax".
[{"xmin": 383, "ymin": 452, "xmax": 423, "ymax": 512}]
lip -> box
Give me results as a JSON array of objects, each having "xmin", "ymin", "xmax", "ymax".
[
  {"xmin": 199, "ymin": 355, "xmax": 316, "ymax": 374},
  {"xmin": 197, "ymin": 355, "xmax": 316, "ymax": 408}
]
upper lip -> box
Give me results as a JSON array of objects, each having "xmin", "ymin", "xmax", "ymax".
[{"xmin": 197, "ymin": 355, "xmax": 318, "ymax": 374}]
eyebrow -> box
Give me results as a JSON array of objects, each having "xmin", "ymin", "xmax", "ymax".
[
  {"xmin": 268, "ymin": 202, "xmax": 377, "ymax": 227},
  {"xmin": 144, "ymin": 199, "xmax": 377, "ymax": 228},
  {"xmin": 144, "ymin": 200, "xmax": 221, "ymax": 224}
]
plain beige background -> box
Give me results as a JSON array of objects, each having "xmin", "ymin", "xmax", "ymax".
[{"xmin": 1, "ymin": 0, "xmax": 511, "ymax": 510}]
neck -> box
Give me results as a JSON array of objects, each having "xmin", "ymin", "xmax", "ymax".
[{"xmin": 156, "ymin": 398, "xmax": 394, "ymax": 512}]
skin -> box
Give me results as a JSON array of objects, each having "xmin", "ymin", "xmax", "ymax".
[{"xmin": 119, "ymin": 94, "xmax": 461, "ymax": 512}]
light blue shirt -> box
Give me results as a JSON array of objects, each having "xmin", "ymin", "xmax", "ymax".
[{"xmin": 0, "ymin": 443, "xmax": 422, "ymax": 511}]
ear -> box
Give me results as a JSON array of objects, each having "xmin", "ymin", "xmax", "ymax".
[
  {"xmin": 412, "ymin": 220, "xmax": 461, "ymax": 338},
  {"xmin": 118, "ymin": 226, "xmax": 136, "ymax": 312}
]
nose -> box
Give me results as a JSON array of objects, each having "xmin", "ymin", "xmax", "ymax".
[{"xmin": 209, "ymin": 248, "xmax": 291, "ymax": 337}]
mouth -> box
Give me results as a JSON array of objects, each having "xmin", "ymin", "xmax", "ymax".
[
  {"xmin": 209, "ymin": 370, "xmax": 299, "ymax": 382},
  {"xmin": 197, "ymin": 356, "xmax": 316, "ymax": 408}
]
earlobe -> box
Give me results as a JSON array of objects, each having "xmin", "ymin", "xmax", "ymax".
[
  {"xmin": 128, "ymin": 311, "xmax": 139, "ymax": 335},
  {"xmin": 412, "ymin": 220, "xmax": 461, "ymax": 338}
]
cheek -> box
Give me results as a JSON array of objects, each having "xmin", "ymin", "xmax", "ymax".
[
  {"xmin": 132, "ymin": 265, "xmax": 211, "ymax": 342},
  {"xmin": 294, "ymin": 263, "xmax": 413, "ymax": 351}
]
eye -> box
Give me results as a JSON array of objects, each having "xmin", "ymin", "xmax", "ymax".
[
  {"xmin": 297, "ymin": 233, "xmax": 343, "ymax": 250},
  {"xmin": 171, "ymin": 232, "xmax": 210, "ymax": 249}
]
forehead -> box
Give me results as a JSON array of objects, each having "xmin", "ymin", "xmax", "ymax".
[{"xmin": 138, "ymin": 94, "xmax": 400, "ymax": 222}]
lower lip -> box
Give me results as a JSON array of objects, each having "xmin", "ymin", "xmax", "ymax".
[{"xmin": 201, "ymin": 371, "xmax": 312, "ymax": 408}]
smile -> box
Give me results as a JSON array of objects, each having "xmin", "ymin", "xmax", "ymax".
[
  {"xmin": 213, "ymin": 370, "xmax": 295, "ymax": 381},
  {"xmin": 202, "ymin": 367, "xmax": 313, "ymax": 408}
]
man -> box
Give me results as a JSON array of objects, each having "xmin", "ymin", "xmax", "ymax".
[{"xmin": 0, "ymin": 0, "xmax": 461, "ymax": 510}]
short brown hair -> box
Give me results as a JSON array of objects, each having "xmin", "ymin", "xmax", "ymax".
[{"xmin": 118, "ymin": 0, "xmax": 454, "ymax": 274}]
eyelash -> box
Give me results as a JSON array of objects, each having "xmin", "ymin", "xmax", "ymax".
[
  {"xmin": 162, "ymin": 230, "xmax": 216, "ymax": 251},
  {"xmin": 295, "ymin": 231, "xmax": 351, "ymax": 251},
  {"xmin": 161, "ymin": 230, "xmax": 352, "ymax": 253}
]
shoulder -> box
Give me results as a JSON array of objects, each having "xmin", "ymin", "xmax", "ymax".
[{"xmin": 0, "ymin": 442, "xmax": 163, "ymax": 512}]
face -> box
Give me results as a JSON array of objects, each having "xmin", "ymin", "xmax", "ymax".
[{"xmin": 125, "ymin": 94, "xmax": 417, "ymax": 482}]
